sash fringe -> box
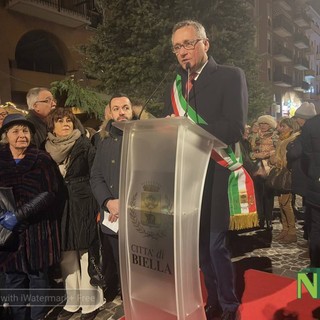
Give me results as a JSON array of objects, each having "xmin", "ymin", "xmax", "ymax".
[{"xmin": 229, "ymin": 212, "xmax": 259, "ymax": 230}]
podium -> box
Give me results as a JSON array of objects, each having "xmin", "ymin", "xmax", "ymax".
[{"xmin": 114, "ymin": 117, "xmax": 226, "ymax": 320}]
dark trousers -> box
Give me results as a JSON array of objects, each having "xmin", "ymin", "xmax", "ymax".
[
  {"xmin": 100, "ymin": 231, "xmax": 120, "ymax": 301},
  {"xmin": 5, "ymin": 270, "xmax": 49, "ymax": 320},
  {"xmin": 108, "ymin": 235, "xmax": 120, "ymax": 277},
  {"xmin": 309, "ymin": 204, "xmax": 320, "ymax": 267},
  {"xmin": 199, "ymin": 231, "xmax": 239, "ymax": 312},
  {"xmin": 303, "ymin": 201, "xmax": 311, "ymax": 240},
  {"xmin": 254, "ymin": 175, "xmax": 274, "ymax": 224}
]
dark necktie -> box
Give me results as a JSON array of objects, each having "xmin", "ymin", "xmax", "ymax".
[{"xmin": 185, "ymin": 72, "xmax": 198, "ymax": 99}]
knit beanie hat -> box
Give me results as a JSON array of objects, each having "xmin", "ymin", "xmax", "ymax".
[
  {"xmin": 257, "ymin": 115, "xmax": 277, "ymax": 129},
  {"xmin": 294, "ymin": 102, "xmax": 316, "ymax": 120}
]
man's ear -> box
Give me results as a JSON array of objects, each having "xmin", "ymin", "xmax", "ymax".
[
  {"xmin": 33, "ymin": 103, "xmax": 39, "ymax": 113},
  {"xmin": 104, "ymin": 103, "xmax": 111, "ymax": 120},
  {"xmin": 106, "ymin": 107, "xmax": 113, "ymax": 120},
  {"xmin": 204, "ymin": 39, "xmax": 210, "ymax": 52}
]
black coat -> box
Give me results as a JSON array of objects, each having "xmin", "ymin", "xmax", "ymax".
[
  {"xmin": 301, "ymin": 114, "xmax": 320, "ymax": 207},
  {"xmin": 58, "ymin": 136, "xmax": 98, "ymax": 251},
  {"xmin": 286, "ymin": 134, "xmax": 307, "ymax": 197},
  {"xmin": 26, "ymin": 110, "xmax": 48, "ymax": 148},
  {"xmin": 0, "ymin": 145, "xmax": 62, "ymax": 272},
  {"xmin": 90, "ymin": 121, "xmax": 123, "ymax": 235},
  {"xmin": 164, "ymin": 57, "xmax": 248, "ymax": 231}
]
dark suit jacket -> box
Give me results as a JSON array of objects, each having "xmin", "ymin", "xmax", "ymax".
[
  {"xmin": 301, "ymin": 114, "xmax": 320, "ymax": 207},
  {"xmin": 164, "ymin": 57, "xmax": 248, "ymax": 231}
]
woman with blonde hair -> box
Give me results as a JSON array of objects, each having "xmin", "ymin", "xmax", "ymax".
[
  {"xmin": 251, "ymin": 115, "xmax": 278, "ymax": 229},
  {"xmin": 271, "ymin": 117, "xmax": 301, "ymax": 243}
]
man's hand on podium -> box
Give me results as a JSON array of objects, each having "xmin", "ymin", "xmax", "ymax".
[{"xmin": 106, "ymin": 199, "xmax": 120, "ymax": 223}]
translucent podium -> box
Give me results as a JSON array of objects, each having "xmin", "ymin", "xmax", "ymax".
[{"xmin": 114, "ymin": 117, "xmax": 226, "ymax": 320}]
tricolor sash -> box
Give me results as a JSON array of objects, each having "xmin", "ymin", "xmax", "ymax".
[{"xmin": 171, "ymin": 75, "xmax": 258, "ymax": 230}]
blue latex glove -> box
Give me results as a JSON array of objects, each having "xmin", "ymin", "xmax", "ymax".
[{"xmin": 0, "ymin": 211, "xmax": 18, "ymax": 231}]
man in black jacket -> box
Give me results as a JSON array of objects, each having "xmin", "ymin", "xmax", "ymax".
[
  {"xmin": 301, "ymin": 114, "xmax": 320, "ymax": 268},
  {"xmin": 26, "ymin": 87, "xmax": 86, "ymax": 148},
  {"xmin": 26, "ymin": 87, "xmax": 57, "ymax": 148},
  {"xmin": 90, "ymin": 94, "xmax": 135, "ymax": 319}
]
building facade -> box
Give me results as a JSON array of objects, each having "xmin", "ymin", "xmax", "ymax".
[
  {"xmin": 247, "ymin": 0, "xmax": 320, "ymax": 117},
  {"xmin": 0, "ymin": 0, "xmax": 99, "ymax": 107},
  {"xmin": 1, "ymin": 0, "xmax": 319, "ymax": 117}
]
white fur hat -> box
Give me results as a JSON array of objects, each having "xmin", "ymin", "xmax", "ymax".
[
  {"xmin": 294, "ymin": 102, "xmax": 316, "ymax": 120},
  {"xmin": 257, "ymin": 115, "xmax": 277, "ymax": 129}
]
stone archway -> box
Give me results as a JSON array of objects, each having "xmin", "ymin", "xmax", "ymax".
[{"xmin": 15, "ymin": 30, "xmax": 66, "ymax": 75}]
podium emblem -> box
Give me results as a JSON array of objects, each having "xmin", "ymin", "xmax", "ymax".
[
  {"xmin": 141, "ymin": 183, "xmax": 161, "ymax": 227},
  {"xmin": 129, "ymin": 181, "xmax": 173, "ymax": 240}
]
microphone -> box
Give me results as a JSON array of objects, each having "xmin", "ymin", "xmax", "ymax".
[
  {"xmin": 184, "ymin": 62, "xmax": 191, "ymax": 117},
  {"xmin": 138, "ymin": 65, "xmax": 176, "ymax": 119}
]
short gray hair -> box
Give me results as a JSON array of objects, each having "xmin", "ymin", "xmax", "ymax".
[
  {"xmin": 172, "ymin": 20, "xmax": 207, "ymax": 42},
  {"xmin": 0, "ymin": 132, "xmax": 8, "ymax": 144},
  {"xmin": 0, "ymin": 127, "xmax": 33, "ymax": 144},
  {"xmin": 26, "ymin": 87, "xmax": 49, "ymax": 110}
]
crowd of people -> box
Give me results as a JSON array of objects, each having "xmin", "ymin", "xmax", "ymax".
[
  {"xmin": 0, "ymin": 18, "xmax": 320, "ymax": 320},
  {"xmin": 0, "ymin": 99, "xmax": 103, "ymax": 320},
  {"xmin": 243, "ymin": 102, "xmax": 319, "ymax": 253}
]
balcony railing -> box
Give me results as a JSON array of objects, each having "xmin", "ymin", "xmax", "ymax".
[
  {"xmin": 273, "ymin": 72, "xmax": 293, "ymax": 87},
  {"xmin": 5, "ymin": 0, "xmax": 99, "ymax": 28},
  {"xmin": 294, "ymin": 13, "xmax": 310, "ymax": 28},
  {"xmin": 275, "ymin": 0, "xmax": 292, "ymax": 11},
  {"xmin": 273, "ymin": 15, "xmax": 294, "ymax": 37},
  {"xmin": 293, "ymin": 81, "xmax": 309, "ymax": 92},
  {"xmin": 311, "ymin": 22, "xmax": 320, "ymax": 36},
  {"xmin": 294, "ymin": 57, "xmax": 309, "ymax": 70},
  {"xmin": 304, "ymin": 69, "xmax": 316, "ymax": 78},
  {"xmin": 273, "ymin": 44, "xmax": 293, "ymax": 62},
  {"xmin": 293, "ymin": 33, "xmax": 309, "ymax": 49}
]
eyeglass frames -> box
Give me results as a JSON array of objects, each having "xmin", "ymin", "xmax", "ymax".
[
  {"xmin": 172, "ymin": 39, "xmax": 204, "ymax": 54},
  {"xmin": 35, "ymin": 97, "xmax": 56, "ymax": 104}
]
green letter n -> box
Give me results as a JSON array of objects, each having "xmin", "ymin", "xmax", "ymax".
[{"xmin": 297, "ymin": 272, "xmax": 318, "ymax": 299}]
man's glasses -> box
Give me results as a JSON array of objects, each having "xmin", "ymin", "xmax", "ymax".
[
  {"xmin": 172, "ymin": 39, "xmax": 203, "ymax": 54},
  {"xmin": 36, "ymin": 98, "xmax": 56, "ymax": 104},
  {"xmin": 0, "ymin": 112, "xmax": 8, "ymax": 117}
]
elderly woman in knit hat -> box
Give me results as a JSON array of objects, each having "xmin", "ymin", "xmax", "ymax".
[
  {"xmin": 251, "ymin": 115, "xmax": 279, "ymax": 229},
  {"xmin": 294, "ymin": 102, "xmax": 316, "ymax": 128},
  {"xmin": 287, "ymin": 102, "xmax": 317, "ymax": 249}
]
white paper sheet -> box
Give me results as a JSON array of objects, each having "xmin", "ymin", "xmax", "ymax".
[{"xmin": 102, "ymin": 210, "xmax": 119, "ymax": 233}]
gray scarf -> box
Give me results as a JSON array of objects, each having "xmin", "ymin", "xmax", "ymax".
[{"xmin": 45, "ymin": 129, "xmax": 81, "ymax": 164}]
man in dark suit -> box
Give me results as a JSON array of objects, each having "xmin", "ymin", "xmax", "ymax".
[
  {"xmin": 164, "ymin": 20, "xmax": 248, "ymax": 320},
  {"xmin": 301, "ymin": 114, "xmax": 320, "ymax": 268}
]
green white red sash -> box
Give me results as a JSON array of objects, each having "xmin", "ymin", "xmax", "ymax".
[{"xmin": 171, "ymin": 74, "xmax": 258, "ymax": 230}]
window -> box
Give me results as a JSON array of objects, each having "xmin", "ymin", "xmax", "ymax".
[{"xmin": 15, "ymin": 30, "xmax": 65, "ymax": 75}]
